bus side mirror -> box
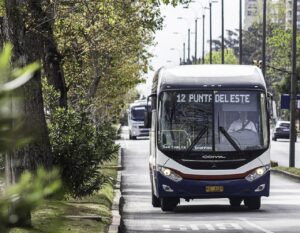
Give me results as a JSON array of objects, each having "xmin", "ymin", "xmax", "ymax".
[
  {"xmin": 144, "ymin": 108, "xmax": 152, "ymax": 128},
  {"xmin": 144, "ymin": 94, "xmax": 155, "ymax": 128}
]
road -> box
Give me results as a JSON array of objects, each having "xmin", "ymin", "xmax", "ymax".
[
  {"xmin": 270, "ymin": 138, "xmax": 300, "ymax": 167},
  {"xmin": 118, "ymin": 127, "xmax": 300, "ymax": 233}
]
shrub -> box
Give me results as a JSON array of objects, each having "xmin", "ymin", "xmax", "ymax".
[{"xmin": 48, "ymin": 105, "xmax": 119, "ymax": 198}]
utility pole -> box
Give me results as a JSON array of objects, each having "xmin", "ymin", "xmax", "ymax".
[
  {"xmin": 188, "ymin": 28, "xmax": 191, "ymax": 64},
  {"xmin": 239, "ymin": 0, "xmax": 242, "ymax": 64},
  {"xmin": 262, "ymin": 0, "xmax": 267, "ymax": 77},
  {"xmin": 289, "ymin": 0, "xmax": 297, "ymax": 167},
  {"xmin": 209, "ymin": 2, "xmax": 212, "ymax": 64},
  {"xmin": 183, "ymin": 42, "xmax": 186, "ymax": 64},
  {"xmin": 221, "ymin": 0, "xmax": 224, "ymax": 64},
  {"xmin": 202, "ymin": 14, "xmax": 205, "ymax": 64},
  {"xmin": 195, "ymin": 19, "xmax": 198, "ymax": 64}
]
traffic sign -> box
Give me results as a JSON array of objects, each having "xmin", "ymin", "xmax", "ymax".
[{"xmin": 280, "ymin": 94, "xmax": 300, "ymax": 109}]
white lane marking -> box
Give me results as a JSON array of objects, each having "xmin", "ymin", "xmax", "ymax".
[
  {"xmin": 190, "ymin": 224, "xmax": 199, "ymax": 230},
  {"xmin": 179, "ymin": 225, "xmax": 187, "ymax": 230},
  {"xmin": 162, "ymin": 223, "xmax": 244, "ymax": 231},
  {"xmin": 215, "ymin": 223, "xmax": 242, "ymax": 230},
  {"xmin": 216, "ymin": 223, "xmax": 226, "ymax": 230},
  {"xmin": 240, "ymin": 218, "xmax": 274, "ymax": 233},
  {"xmin": 231, "ymin": 223, "xmax": 243, "ymax": 230},
  {"xmin": 205, "ymin": 224, "xmax": 215, "ymax": 231},
  {"xmin": 271, "ymin": 189, "xmax": 300, "ymax": 193},
  {"xmin": 163, "ymin": 224, "xmax": 171, "ymax": 231}
]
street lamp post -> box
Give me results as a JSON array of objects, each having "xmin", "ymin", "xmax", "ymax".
[
  {"xmin": 262, "ymin": 0, "xmax": 267, "ymax": 77},
  {"xmin": 170, "ymin": 48, "xmax": 182, "ymax": 65},
  {"xmin": 221, "ymin": 0, "xmax": 224, "ymax": 64},
  {"xmin": 173, "ymin": 31, "xmax": 186, "ymax": 64},
  {"xmin": 239, "ymin": 0, "xmax": 242, "ymax": 64},
  {"xmin": 188, "ymin": 28, "xmax": 191, "ymax": 64},
  {"xmin": 209, "ymin": 1, "xmax": 218, "ymax": 64},
  {"xmin": 209, "ymin": 1, "xmax": 212, "ymax": 64},
  {"xmin": 183, "ymin": 42, "xmax": 186, "ymax": 64},
  {"xmin": 202, "ymin": 13, "xmax": 205, "ymax": 64},
  {"xmin": 195, "ymin": 18, "xmax": 198, "ymax": 64},
  {"xmin": 289, "ymin": 0, "xmax": 298, "ymax": 167}
]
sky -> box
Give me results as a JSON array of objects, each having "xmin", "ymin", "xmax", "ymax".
[{"xmin": 138, "ymin": 0, "xmax": 242, "ymax": 96}]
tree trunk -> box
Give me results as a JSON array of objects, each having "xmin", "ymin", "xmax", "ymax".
[
  {"xmin": 87, "ymin": 52, "xmax": 101, "ymax": 99},
  {"xmin": 36, "ymin": 1, "xmax": 68, "ymax": 108},
  {"xmin": 4, "ymin": 0, "xmax": 53, "ymax": 227}
]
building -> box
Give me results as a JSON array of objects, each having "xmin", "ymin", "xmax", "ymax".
[
  {"xmin": 285, "ymin": 0, "xmax": 300, "ymax": 29},
  {"xmin": 244, "ymin": 0, "xmax": 258, "ymax": 30},
  {"xmin": 244, "ymin": 0, "xmax": 300, "ymax": 30}
]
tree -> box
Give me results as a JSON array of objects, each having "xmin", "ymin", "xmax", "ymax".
[
  {"xmin": 1, "ymin": 1, "xmax": 53, "ymax": 226},
  {"xmin": 204, "ymin": 48, "xmax": 238, "ymax": 64}
]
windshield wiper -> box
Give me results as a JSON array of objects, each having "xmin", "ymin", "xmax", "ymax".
[
  {"xmin": 218, "ymin": 126, "xmax": 241, "ymax": 152},
  {"xmin": 184, "ymin": 127, "xmax": 208, "ymax": 157}
]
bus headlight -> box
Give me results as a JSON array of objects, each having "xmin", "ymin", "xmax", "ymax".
[
  {"xmin": 245, "ymin": 165, "xmax": 270, "ymax": 182},
  {"xmin": 159, "ymin": 166, "xmax": 183, "ymax": 182}
]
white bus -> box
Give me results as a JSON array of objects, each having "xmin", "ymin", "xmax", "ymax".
[
  {"xmin": 128, "ymin": 100, "xmax": 149, "ymax": 139},
  {"xmin": 145, "ymin": 65, "xmax": 271, "ymax": 211}
]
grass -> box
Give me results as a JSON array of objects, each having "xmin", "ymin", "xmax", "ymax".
[
  {"xmin": 273, "ymin": 166, "xmax": 300, "ymax": 177},
  {"xmin": 7, "ymin": 155, "xmax": 119, "ymax": 233}
]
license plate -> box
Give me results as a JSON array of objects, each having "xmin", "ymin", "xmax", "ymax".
[{"xmin": 205, "ymin": 186, "xmax": 224, "ymax": 193}]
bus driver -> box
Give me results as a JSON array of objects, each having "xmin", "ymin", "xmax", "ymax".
[{"xmin": 228, "ymin": 111, "xmax": 257, "ymax": 133}]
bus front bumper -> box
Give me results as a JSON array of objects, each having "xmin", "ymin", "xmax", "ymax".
[{"xmin": 156, "ymin": 171, "xmax": 270, "ymax": 199}]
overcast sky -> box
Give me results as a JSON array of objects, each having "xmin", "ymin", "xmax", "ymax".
[{"xmin": 138, "ymin": 0, "xmax": 242, "ymax": 96}]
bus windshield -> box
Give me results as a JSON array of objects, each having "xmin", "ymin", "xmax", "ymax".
[
  {"xmin": 131, "ymin": 106, "xmax": 146, "ymax": 121},
  {"xmin": 158, "ymin": 90, "xmax": 268, "ymax": 152}
]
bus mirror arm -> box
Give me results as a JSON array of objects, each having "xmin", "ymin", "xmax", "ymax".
[
  {"xmin": 144, "ymin": 110, "xmax": 152, "ymax": 128},
  {"xmin": 144, "ymin": 94, "xmax": 156, "ymax": 128}
]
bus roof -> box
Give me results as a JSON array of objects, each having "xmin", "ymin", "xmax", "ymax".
[
  {"xmin": 152, "ymin": 65, "xmax": 267, "ymax": 94},
  {"xmin": 129, "ymin": 100, "xmax": 148, "ymax": 108}
]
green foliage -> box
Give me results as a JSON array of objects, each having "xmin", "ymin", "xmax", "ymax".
[
  {"xmin": 0, "ymin": 43, "xmax": 61, "ymax": 232},
  {"xmin": 274, "ymin": 166, "xmax": 300, "ymax": 177},
  {"xmin": 204, "ymin": 48, "xmax": 238, "ymax": 65},
  {"xmin": 267, "ymin": 29, "xmax": 300, "ymax": 95},
  {"xmin": 0, "ymin": 155, "xmax": 3, "ymax": 170},
  {"xmin": 54, "ymin": 1, "xmax": 172, "ymax": 122},
  {"xmin": 48, "ymin": 104, "xmax": 119, "ymax": 198},
  {"xmin": 0, "ymin": 44, "xmax": 40, "ymax": 152},
  {"xmin": 0, "ymin": 168, "xmax": 61, "ymax": 232}
]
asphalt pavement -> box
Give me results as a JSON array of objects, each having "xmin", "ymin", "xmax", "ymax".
[
  {"xmin": 270, "ymin": 138, "xmax": 300, "ymax": 168},
  {"xmin": 118, "ymin": 127, "xmax": 300, "ymax": 233}
]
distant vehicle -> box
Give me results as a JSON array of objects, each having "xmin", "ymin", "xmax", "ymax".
[
  {"xmin": 128, "ymin": 100, "xmax": 149, "ymax": 139},
  {"xmin": 145, "ymin": 65, "xmax": 271, "ymax": 211},
  {"xmin": 272, "ymin": 120, "xmax": 291, "ymax": 141}
]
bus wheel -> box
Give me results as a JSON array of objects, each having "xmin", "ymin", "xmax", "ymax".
[
  {"xmin": 129, "ymin": 131, "xmax": 136, "ymax": 140},
  {"xmin": 229, "ymin": 198, "xmax": 242, "ymax": 207},
  {"xmin": 160, "ymin": 198, "xmax": 179, "ymax": 211},
  {"xmin": 152, "ymin": 193, "xmax": 160, "ymax": 207},
  {"xmin": 244, "ymin": 197, "xmax": 261, "ymax": 210}
]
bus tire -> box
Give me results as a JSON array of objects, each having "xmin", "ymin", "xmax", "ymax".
[
  {"xmin": 244, "ymin": 197, "xmax": 261, "ymax": 210},
  {"xmin": 129, "ymin": 131, "xmax": 136, "ymax": 140},
  {"xmin": 229, "ymin": 198, "xmax": 242, "ymax": 207},
  {"xmin": 160, "ymin": 197, "xmax": 179, "ymax": 211},
  {"xmin": 152, "ymin": 193, "xmax": 160, "ymax": 207}
]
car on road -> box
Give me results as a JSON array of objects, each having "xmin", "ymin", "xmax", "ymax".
[{"xmin": 272, "ymin": 120, "xmax": 291, "ymax": 141}]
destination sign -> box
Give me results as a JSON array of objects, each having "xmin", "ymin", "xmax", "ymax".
[{"xmin": 176, "ymin": 93, "xmax": 251, "ymax": 104}]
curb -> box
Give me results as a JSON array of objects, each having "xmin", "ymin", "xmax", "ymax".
[
  {"xmin": 108, "ymin": 148, "xmax": 123, "ymax": 233},
  {"xmin": 271, "ymin": 168, "xmax": 300, "ymax": 182}
]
